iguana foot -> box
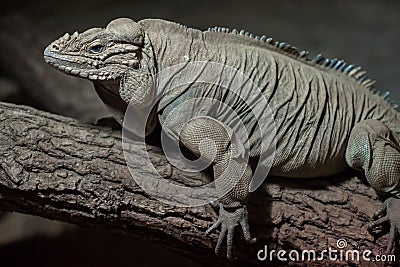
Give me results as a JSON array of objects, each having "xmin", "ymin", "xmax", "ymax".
[
  {"xmin": 368, "ymin": 197, "xmax": 400, "ymax": 254},
  {"xmin": 206, "ymin": 203, "xmax": 256, "ymax": 259}
]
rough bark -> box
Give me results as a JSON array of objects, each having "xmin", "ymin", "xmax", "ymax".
[
  {"xmin": 0, "ymin": 101, "xmax": 390, "ymax": 266},
  {"xmin": 0, "ymin": 15, "xmax": 108, "ymax": 122}
]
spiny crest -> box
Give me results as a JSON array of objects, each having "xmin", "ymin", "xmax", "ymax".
[{"xmin": 207, "ymin": 26, "xmax": 398, "ymax": 110}]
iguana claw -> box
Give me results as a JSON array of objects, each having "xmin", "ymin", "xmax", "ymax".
[
  {"xmin": 206, "ymin": 203, "xmax": 256, "ymax": 259},
  {"xmin": 368, "ymin": 197, "xmax": 400, "ymax": 254}
]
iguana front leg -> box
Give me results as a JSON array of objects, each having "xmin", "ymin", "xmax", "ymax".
[
  {"xmin": 179, "ymin": 116, "xmax": 256, "ymax": 259},
  {"xmin": 346, "ymin": 119, "xmax": 400, "ymax": 253}
]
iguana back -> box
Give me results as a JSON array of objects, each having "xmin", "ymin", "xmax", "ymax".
[{"xmin": 139, "ymin": 19, "xmax": 400, "ymax": 178}]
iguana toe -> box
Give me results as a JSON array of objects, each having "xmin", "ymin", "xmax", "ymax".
[
  {"xmin": 368, "ymin": 197, "xmax": 400, "ymax": 254},
  {"xmin": 206, "ymin": 203, "xmax": 256, "ymax": 259}
]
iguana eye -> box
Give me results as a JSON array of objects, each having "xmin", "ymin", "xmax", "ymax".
[{"xmin": 88, "ymin": 44, "xmax": 104, "ymax": 53}]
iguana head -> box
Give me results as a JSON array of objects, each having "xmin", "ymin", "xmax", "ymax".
[{"xmin": 44, "ymin": 18, "xmax": 156, "ymax": 108}]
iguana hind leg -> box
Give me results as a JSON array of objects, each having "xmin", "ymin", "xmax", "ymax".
[{"xmin": 345, "ymin": 119, "xmax": 400, "ymax": 254}]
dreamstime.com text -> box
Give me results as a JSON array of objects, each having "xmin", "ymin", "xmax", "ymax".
[{"xmin": 257, "ymin": 239, "xmax": 396, "ymax": 263}]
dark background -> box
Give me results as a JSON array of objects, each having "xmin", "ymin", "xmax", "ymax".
[{"xmin": 0, "ymin": 0, "xmax": 399, "ymax": 266}]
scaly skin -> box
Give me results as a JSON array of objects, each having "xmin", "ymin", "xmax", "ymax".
[{"xmin": 44, "ymin": 18, "xmax": 400, "ymax": 259}]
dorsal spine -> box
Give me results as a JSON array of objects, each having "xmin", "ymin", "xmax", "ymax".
[{"xmin": 206, "ymin": 26, "xmax": 397, "ymax": 109}]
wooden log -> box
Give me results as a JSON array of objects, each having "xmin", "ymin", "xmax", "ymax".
[{"xmin": 0, "ymin": 101, "xmax": 390, "ymax": 266}]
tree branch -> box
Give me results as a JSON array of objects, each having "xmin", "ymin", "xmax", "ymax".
[{"xmin": 0, "ymin": 101, "xmax": 388, "ymax": 266}]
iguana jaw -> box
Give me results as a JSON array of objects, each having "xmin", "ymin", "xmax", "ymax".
[
  {"xmin": 44, "ymin": 47, "xmax": 121, "ymax": 81},
  {"xmin": 43, "ymin": 32, "xmax": 141, "ymax": 81}
]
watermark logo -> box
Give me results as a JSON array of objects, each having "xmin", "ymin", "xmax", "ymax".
[
  {"xmin": 257, "ymin": 238, "xmax": 396, "ymax": 263},
  {"xmin": 336, "ymin": 238, "xmax": 347, "ymax": 249},
  {"xmin": 122, "ymin": 61, "xmax": 277, "ymax": 207}
]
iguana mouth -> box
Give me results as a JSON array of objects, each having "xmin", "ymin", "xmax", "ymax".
[{"xmin": 44, "ymin": 47, "xmax": 118, "ymax": 81}]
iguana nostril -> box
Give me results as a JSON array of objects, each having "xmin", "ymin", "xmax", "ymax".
[{"xmin": 52, "ymin": 44, "xmax": 60, "ymax": 50}]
